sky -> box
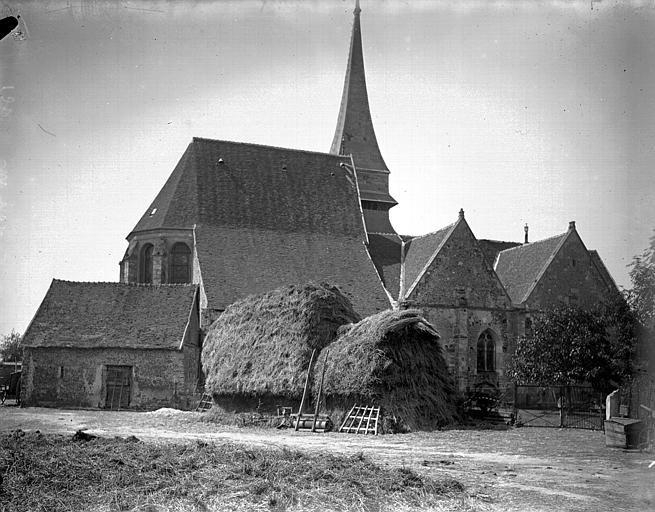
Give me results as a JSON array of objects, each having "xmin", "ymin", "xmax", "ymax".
[{"xmin": 1, "ymin": 0, "xmax": 654, "ymax": 335}]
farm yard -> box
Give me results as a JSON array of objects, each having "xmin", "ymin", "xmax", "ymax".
[{"xmin": 1, "ymin": 406, "xmax": 653, "ymax": 512}]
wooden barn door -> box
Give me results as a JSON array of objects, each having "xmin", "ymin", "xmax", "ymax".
[{"xmin": 105, "ymin": 366, "xmax": 131, "ymax": 410}]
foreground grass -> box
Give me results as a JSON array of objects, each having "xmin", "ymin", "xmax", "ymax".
[{"xmin": 0, "ymin": 430, "xmax": 474, "ymax": 512}]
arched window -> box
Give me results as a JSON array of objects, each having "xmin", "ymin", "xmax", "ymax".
[
  {"xmin": 477, "ymin": 330, "xmax": 495, "ymax": 372},
  {"xmin": 140, "ymin": 244, "xmax": 154, "ymax": 284},
  {"xmin": 170, "ymin": 242, "xmax": 191, "ymax": 284}
]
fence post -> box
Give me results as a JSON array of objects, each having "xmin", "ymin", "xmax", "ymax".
[
  {"xmin": 512, "ymin": 382, "xmax": 517, "ymax": 421},
  {"xmin": 559, "ymin": 386, "xmax": 565, "ymax": 428}
]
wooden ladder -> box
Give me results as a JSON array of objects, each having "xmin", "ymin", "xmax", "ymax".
[
  {"xmin": 195, "ymin": 393, "xmax": 213, "ymax": 412},
  {"xmin": 339, "ymin": 405, "xmax": 380, "ymax": 435}
]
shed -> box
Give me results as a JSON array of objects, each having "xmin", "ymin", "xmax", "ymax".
[{"xmin": 21, "ymin": 280, "xmax": 200, "ymax": 410}]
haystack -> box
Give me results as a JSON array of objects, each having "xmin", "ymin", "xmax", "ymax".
[
  {"xmin": 314, "ymin": 309, "xmax": 457, "ymax": 432},
  {"xmin": 201, "ymin": 283, "xmax": 360, "ymax": 412}
]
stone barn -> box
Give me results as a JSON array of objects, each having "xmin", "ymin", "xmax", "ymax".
[{"xmin": 21, "ymin": 280, "xmax": 200, "ymax": 410}]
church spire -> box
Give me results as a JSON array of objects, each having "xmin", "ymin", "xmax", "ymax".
[
  {"xmin": 330, "ymin": 0, "xmax": 388, "ymax": 172},
  {"xmin": 331, "ymin": 1, "xmax": 397, "ymax": 234}
]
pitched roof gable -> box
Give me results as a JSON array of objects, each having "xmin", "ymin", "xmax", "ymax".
[
  {"xmin": 494, "ymin": 232, "xmax": 569, "ymax": 304},
  {"xmin": 131, "ymin": 138, "xmax": 361, "ymax": 238},
  {"xmin": 403, "ymin": 222, "xmax": 457, "ymax": 297},
  {"xmin": 22, "ymin": 280, "xmax": 198, "ymax": 350},
  {"xmin": 194, "ymin": 224, "xmax": 390, "ymax": 316}
]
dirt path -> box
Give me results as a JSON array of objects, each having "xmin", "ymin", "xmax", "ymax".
[{"xmin": 1, "ymin": 406, "xmax": 653, "ymax": 511}]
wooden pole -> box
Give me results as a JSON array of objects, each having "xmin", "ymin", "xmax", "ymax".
[
  {"xmin": 312, "ymin": 351, "xmax": 329, "ymax": 432},
  {"xmin": 295, "ymin": 348, "xmax": 316, "ymax": 431}
]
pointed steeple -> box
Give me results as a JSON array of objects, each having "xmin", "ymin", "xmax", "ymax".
[
  {"xmin": 331, "ymin": 0, "xmax": 387, "ymax": 172},
  {"xmin": 331, "ymin": 1, "xmax": 397, "ymax": 234}
]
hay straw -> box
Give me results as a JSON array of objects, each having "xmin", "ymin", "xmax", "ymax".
[
  {"xmin": 201, "ymin": 283, "xmax": 360, "ymax": 400},
  {"xmin": 314, "ymin": 309, "xmax": 458, "ymax": 431}
]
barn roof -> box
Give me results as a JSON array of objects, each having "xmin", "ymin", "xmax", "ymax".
[
  {"xmin": 22, "ymin": 280, "xmax": 197, "ymax": 350},
  {"xmin": 494, "ymin": 232, "xmax": 569, "ymax": 304}
]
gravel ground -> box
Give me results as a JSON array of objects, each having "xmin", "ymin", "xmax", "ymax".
[{"xmin": 1, "ymin": 405, "xmax": 653, "ymax": 511}]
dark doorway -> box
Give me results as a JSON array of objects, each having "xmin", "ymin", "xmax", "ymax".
[{"xmin": 105, "ymin": 365, "xmax": 131, "ymax": 410}]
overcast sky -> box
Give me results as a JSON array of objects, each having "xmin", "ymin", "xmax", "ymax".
[{"xmin": 1, "ymin": 0, "xmax": 654, "ymax": 335}]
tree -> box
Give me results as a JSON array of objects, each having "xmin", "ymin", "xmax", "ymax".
[
  {"xmin": 624, "ymin": 232, "xmax": 655, "ymax": 372},
  {"xmin": 506, "ymin": 300, "xmax": 637, "ymax": 392},
  {"xmin": 627, "ymin": 231, "xmax": 655, "ymax": 328},
  {"xmin": 0, "ymin": 330, "xmax": 22, "ymax": 362}
]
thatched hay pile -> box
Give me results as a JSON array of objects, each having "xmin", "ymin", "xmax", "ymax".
[
  {"xmin": 314, "ymin": 309, "xmax": 457, "ymax": 431},
  {"xmin": 202, "ymin": 283, "xmax": 360, "ymax": 410}
]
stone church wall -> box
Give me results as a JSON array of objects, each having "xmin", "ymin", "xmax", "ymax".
[
  {"xmin": 21, "ymin": 347, "xmax": 198, "ymax": 410},
  {"xmin": 419, "ymin": 306, "xmax": 521, "ymax": 392},
  {"xmin": 405, "ymin": 218, "xmax": 520, "ymax": 392},
  {"xmin": 527, "ymin": 230, "xmax": 614, "ymax": 311}
]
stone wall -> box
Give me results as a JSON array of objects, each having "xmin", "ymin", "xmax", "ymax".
[
  {"xmin": 408, "ymin": 220, "xmax": 513, "ymax": 310},
  {"xmin": 419, "ymin": 305, "xmax": 521, "ymax": 392},
  {"xmin": 21, "ymin": 347, "xmax": 198, "ymax": 410},
  {"xmin": 120, "ymin": 229, "xmax": 194, "ymax": 285},
  {"xmin": 406, "ymin": 219, "xmax": 520, "ymax": 392},
  {"xmin": 527, "ymin": 230, "xmax": 614, "ymax": 310}
]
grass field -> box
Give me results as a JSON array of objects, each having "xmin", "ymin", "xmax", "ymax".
[{"xmin": 0, "ymin": 430, "xmax": 471, "ymax": 512}]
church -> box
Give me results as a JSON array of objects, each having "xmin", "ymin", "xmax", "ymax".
[{"xmin": 20, "ymin": 2, "xmax": 618, "ymax": 408}]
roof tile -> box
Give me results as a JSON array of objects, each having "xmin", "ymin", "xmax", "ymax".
[
  {"xmin": 494, "ymin": 233, "xmax": 568, "ymax": 303},
  {"xmin": 22, "ymin": 280, "xmax": 197, "ymax": 349}
]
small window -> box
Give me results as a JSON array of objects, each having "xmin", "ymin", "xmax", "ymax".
[
  {"xmin": 477, "ymin": 330, "xmax": 495, "ymax": 372},
  {"xmin": 170, "ymin": 242, "xmax": 191, "ymax": 284},
  {"xmin": 59, "ymin": 366, "xmax": 65, "ymax": 379},
  {"xmin": 525, "ymin": 317, "xmax": 533, "ymax": 335},
  {"xmin": 140, "ymin": 244, "xmax": 154, "ymax": 284}
]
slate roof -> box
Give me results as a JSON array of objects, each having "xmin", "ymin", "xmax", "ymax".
[
  {"xmin": 131, "ymin": 138, "xmax": 360, "ymax": 237},
  {"xmin": 494, "ymin": 232, "xmax": 568, "ymax": 304},
  {"xmin": 478, "ymin": 239, "xmax": 522, "ymax": 267},
  {"xmin": 366, "ymin": 233, "xmax": 403, "ymax": 300},
  {"xmin": 194, "ymin": 225, "xmax": 390, "ymax": 315},
  {"xmin": 22, "ymin": 280, "xmax": 197, "ymax": 350},
  {"xmin": 329, "ymin": 4, "xmax": 388, "ymax": 172},
  {"xmin": 403, "ymin": 223, "xmax": 457, "ymax": 295}
]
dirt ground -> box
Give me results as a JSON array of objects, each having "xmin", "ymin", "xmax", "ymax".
[{"xmin": 1, "ymin": 405, "xmax": 653, "ymax": 512}]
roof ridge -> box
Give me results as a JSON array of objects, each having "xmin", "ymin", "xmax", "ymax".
[
  {"xmin": 51, "ymin": 279, "xmax": 196, "ymax": 288},
  {"xmin": 498, "ymin": 231, "xmax": 566, "ymax": 254},
  {"xmin": 192, "ymin": 137, "xmax": 351, "ymax": 160},
  {"xmin": 407, "ymin": 222, "xmax": 456, "ymax": 241},
  {"xmin": 479, "ymin": 238, "xmax": 520, "ymax": 244},
  {"xmin": 368, "ymin": 231, "xmax": 402, "ymax": 237}
]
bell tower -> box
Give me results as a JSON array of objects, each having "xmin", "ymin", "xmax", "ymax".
[{"xmin": 331, "ymin": 0, "xmax": 397, "ymax": 234}]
